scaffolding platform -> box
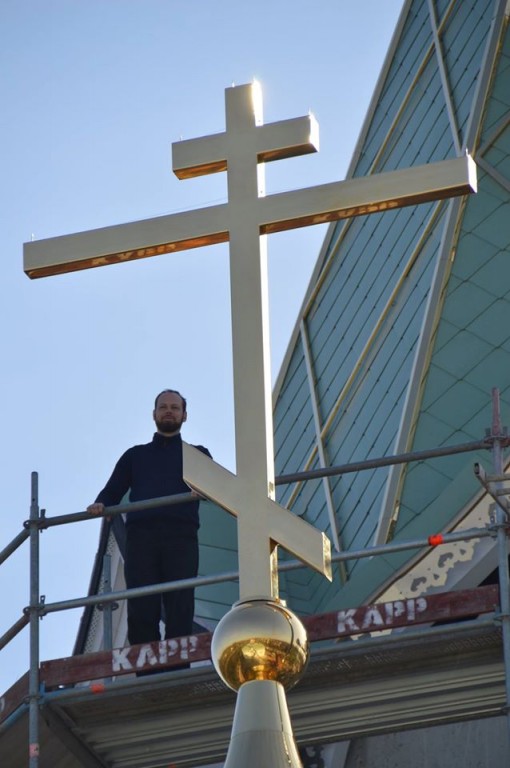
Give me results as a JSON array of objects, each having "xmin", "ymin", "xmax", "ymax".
[{"xmin": 0, "ymin": 586, "xmax": 504, "ymax": 768}]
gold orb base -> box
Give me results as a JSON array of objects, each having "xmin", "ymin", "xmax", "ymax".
[{"xmin": 212, "ymin": 598, "xmax": 309, "ymax": 691}]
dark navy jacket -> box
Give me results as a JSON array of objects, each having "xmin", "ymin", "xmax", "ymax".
[{"xmin": 95, "ymin": 432, "xmax": 211, "ymax": 531}]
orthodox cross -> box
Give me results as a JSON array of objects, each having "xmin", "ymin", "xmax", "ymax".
[{"xmin": 24, "ymin": 82, "xmax": 476, "ymax": 600}]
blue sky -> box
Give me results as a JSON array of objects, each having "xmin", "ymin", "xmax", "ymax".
[{"xmin": 0, "ymin": 0, "xmax": 404, "ymax": 695}]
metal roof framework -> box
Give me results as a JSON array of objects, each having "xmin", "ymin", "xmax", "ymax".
[
  {"xmin": 375, "ymin": 0, "xmax": 510, "ymax": 547},
  {"xmin": 271, "ymin": 0, "xmax": 510, "ymax": 622}
]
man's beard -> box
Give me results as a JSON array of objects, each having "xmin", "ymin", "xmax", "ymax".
[{"xmin": 156, "ymin": 416, "xmax": 184, "ymax": 434}]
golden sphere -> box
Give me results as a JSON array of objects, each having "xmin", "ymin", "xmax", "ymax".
[{"xmin": 211, "ymin": 599, "xmax": 309, "ymax": 692}]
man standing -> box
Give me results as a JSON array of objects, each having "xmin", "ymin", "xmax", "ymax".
[{"xmin": 88, "ymin": 389, "xmax": 211, "ymax": 647}]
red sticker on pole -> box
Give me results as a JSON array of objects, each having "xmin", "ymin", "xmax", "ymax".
[
  {"xmin": 29, "ymin": 743, "xmax": 40, "ymax": 758},
  {"xmin": 428, "ymin": 534, "xmax": 444, "ymax": 546}
]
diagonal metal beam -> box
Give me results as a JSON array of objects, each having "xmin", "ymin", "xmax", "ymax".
[
  {"xmin": 41, "ymin": 704, "xmax": 110, "ymax": 768},
  {"xmin": 476, "ymin": 155, "xmax": 510, "ymax": 195},
  {"xmin": 427, "ymin": 0, "xmax": 461, "ymax": 155},
  {"xmin": 299, "ymin": 318, "xmax": 344, "ymax": 564},
  {"xmin": 282, "ymin": 200, "xmax": 446, "ymax": 509},
  {"xmin": 374, "ymin": 195, "xmax": 466, "ymax": 545}
]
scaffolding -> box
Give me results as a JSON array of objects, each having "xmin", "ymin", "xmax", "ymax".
[{"xmin": 1, "ymin": 388, "xmax": 510, "ymax": 767}]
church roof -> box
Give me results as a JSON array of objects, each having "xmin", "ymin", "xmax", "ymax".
[{"xmin": 273, "ymin": 0, "xmax": 510, "ymax": 612}]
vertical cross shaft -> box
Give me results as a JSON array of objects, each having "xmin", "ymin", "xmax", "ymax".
[{"xmin": 174, "ymin": 83, "xmax": 327, "ymax": 597}]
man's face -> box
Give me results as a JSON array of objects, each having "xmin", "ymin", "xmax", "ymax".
[{"xmin": 153, "ymin": 392, "xmax": 187, "ymax": 435}]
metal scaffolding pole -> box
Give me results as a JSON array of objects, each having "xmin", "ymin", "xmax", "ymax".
[
  {"xmin": 100, "ymin": 555, "xmax": 115, "ymax": 652},
  {"xmin": 28, "ymin": 472, "xmax": 40, "ymax": 768},
  {"xmin": 0, "ymin": 528, "xmax": 30, "ymax": 567},
  {"xmin": 6, "ymin": 436, "xmax": 500, "ymax": 537},
  {"xmin": 490, "ymin": 389, "xmax": 510, "ymax": 742},
  {"xmin": 34, "ymin": 526, "xmax": 492, "ymax": 618},
  {"xmin": 35, "ymin": 491, "xmax": 200, "ymax": 529},
  {"xmin": 0, "ymin": 614, "xmax": 29, "ymax": 652},
  {"xmin": 275, "ymin": 437, "xmax": 498, "ymax": 486}
]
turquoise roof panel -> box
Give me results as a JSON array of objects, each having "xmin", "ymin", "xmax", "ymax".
[
  {"xmin": 272, "ymin": 0, "xmax": 510, "ymax": 615},
  {"xmin": 196, "ymin": 501, "xmax": 238, "ymax": 623}
]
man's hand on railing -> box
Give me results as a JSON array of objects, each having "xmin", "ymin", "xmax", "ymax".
[{"xmin": 87, "ymin": 503, "xmax": 105, "ymax": 516}]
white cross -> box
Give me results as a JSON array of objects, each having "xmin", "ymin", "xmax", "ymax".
[{"xmin": 24, "ymin": 82, "xmax": 476, "ymax": 599}]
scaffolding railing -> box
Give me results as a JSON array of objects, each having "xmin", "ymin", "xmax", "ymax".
[{"xmin": 1, "ymin": 388, "xmax": 509, "ymax": 767}]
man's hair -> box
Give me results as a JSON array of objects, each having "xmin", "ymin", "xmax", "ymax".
[{"xmin": 154, "ymin": 389, "xmax": 187, "ymax": 412}]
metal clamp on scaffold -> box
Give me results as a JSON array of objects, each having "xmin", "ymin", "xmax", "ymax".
[{"xmin": 474, "ymin": 462, "xmax": 510, "ymax": 518}]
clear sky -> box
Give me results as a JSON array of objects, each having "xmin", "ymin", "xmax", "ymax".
[{"xmin": 0, "ymin": 0, "xmax": 404, "ymax": 695}]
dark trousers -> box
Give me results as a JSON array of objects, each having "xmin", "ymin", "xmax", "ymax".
[{"xmin": 124, "ymin": 522, "xmax": 198, "ymax": 646}]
